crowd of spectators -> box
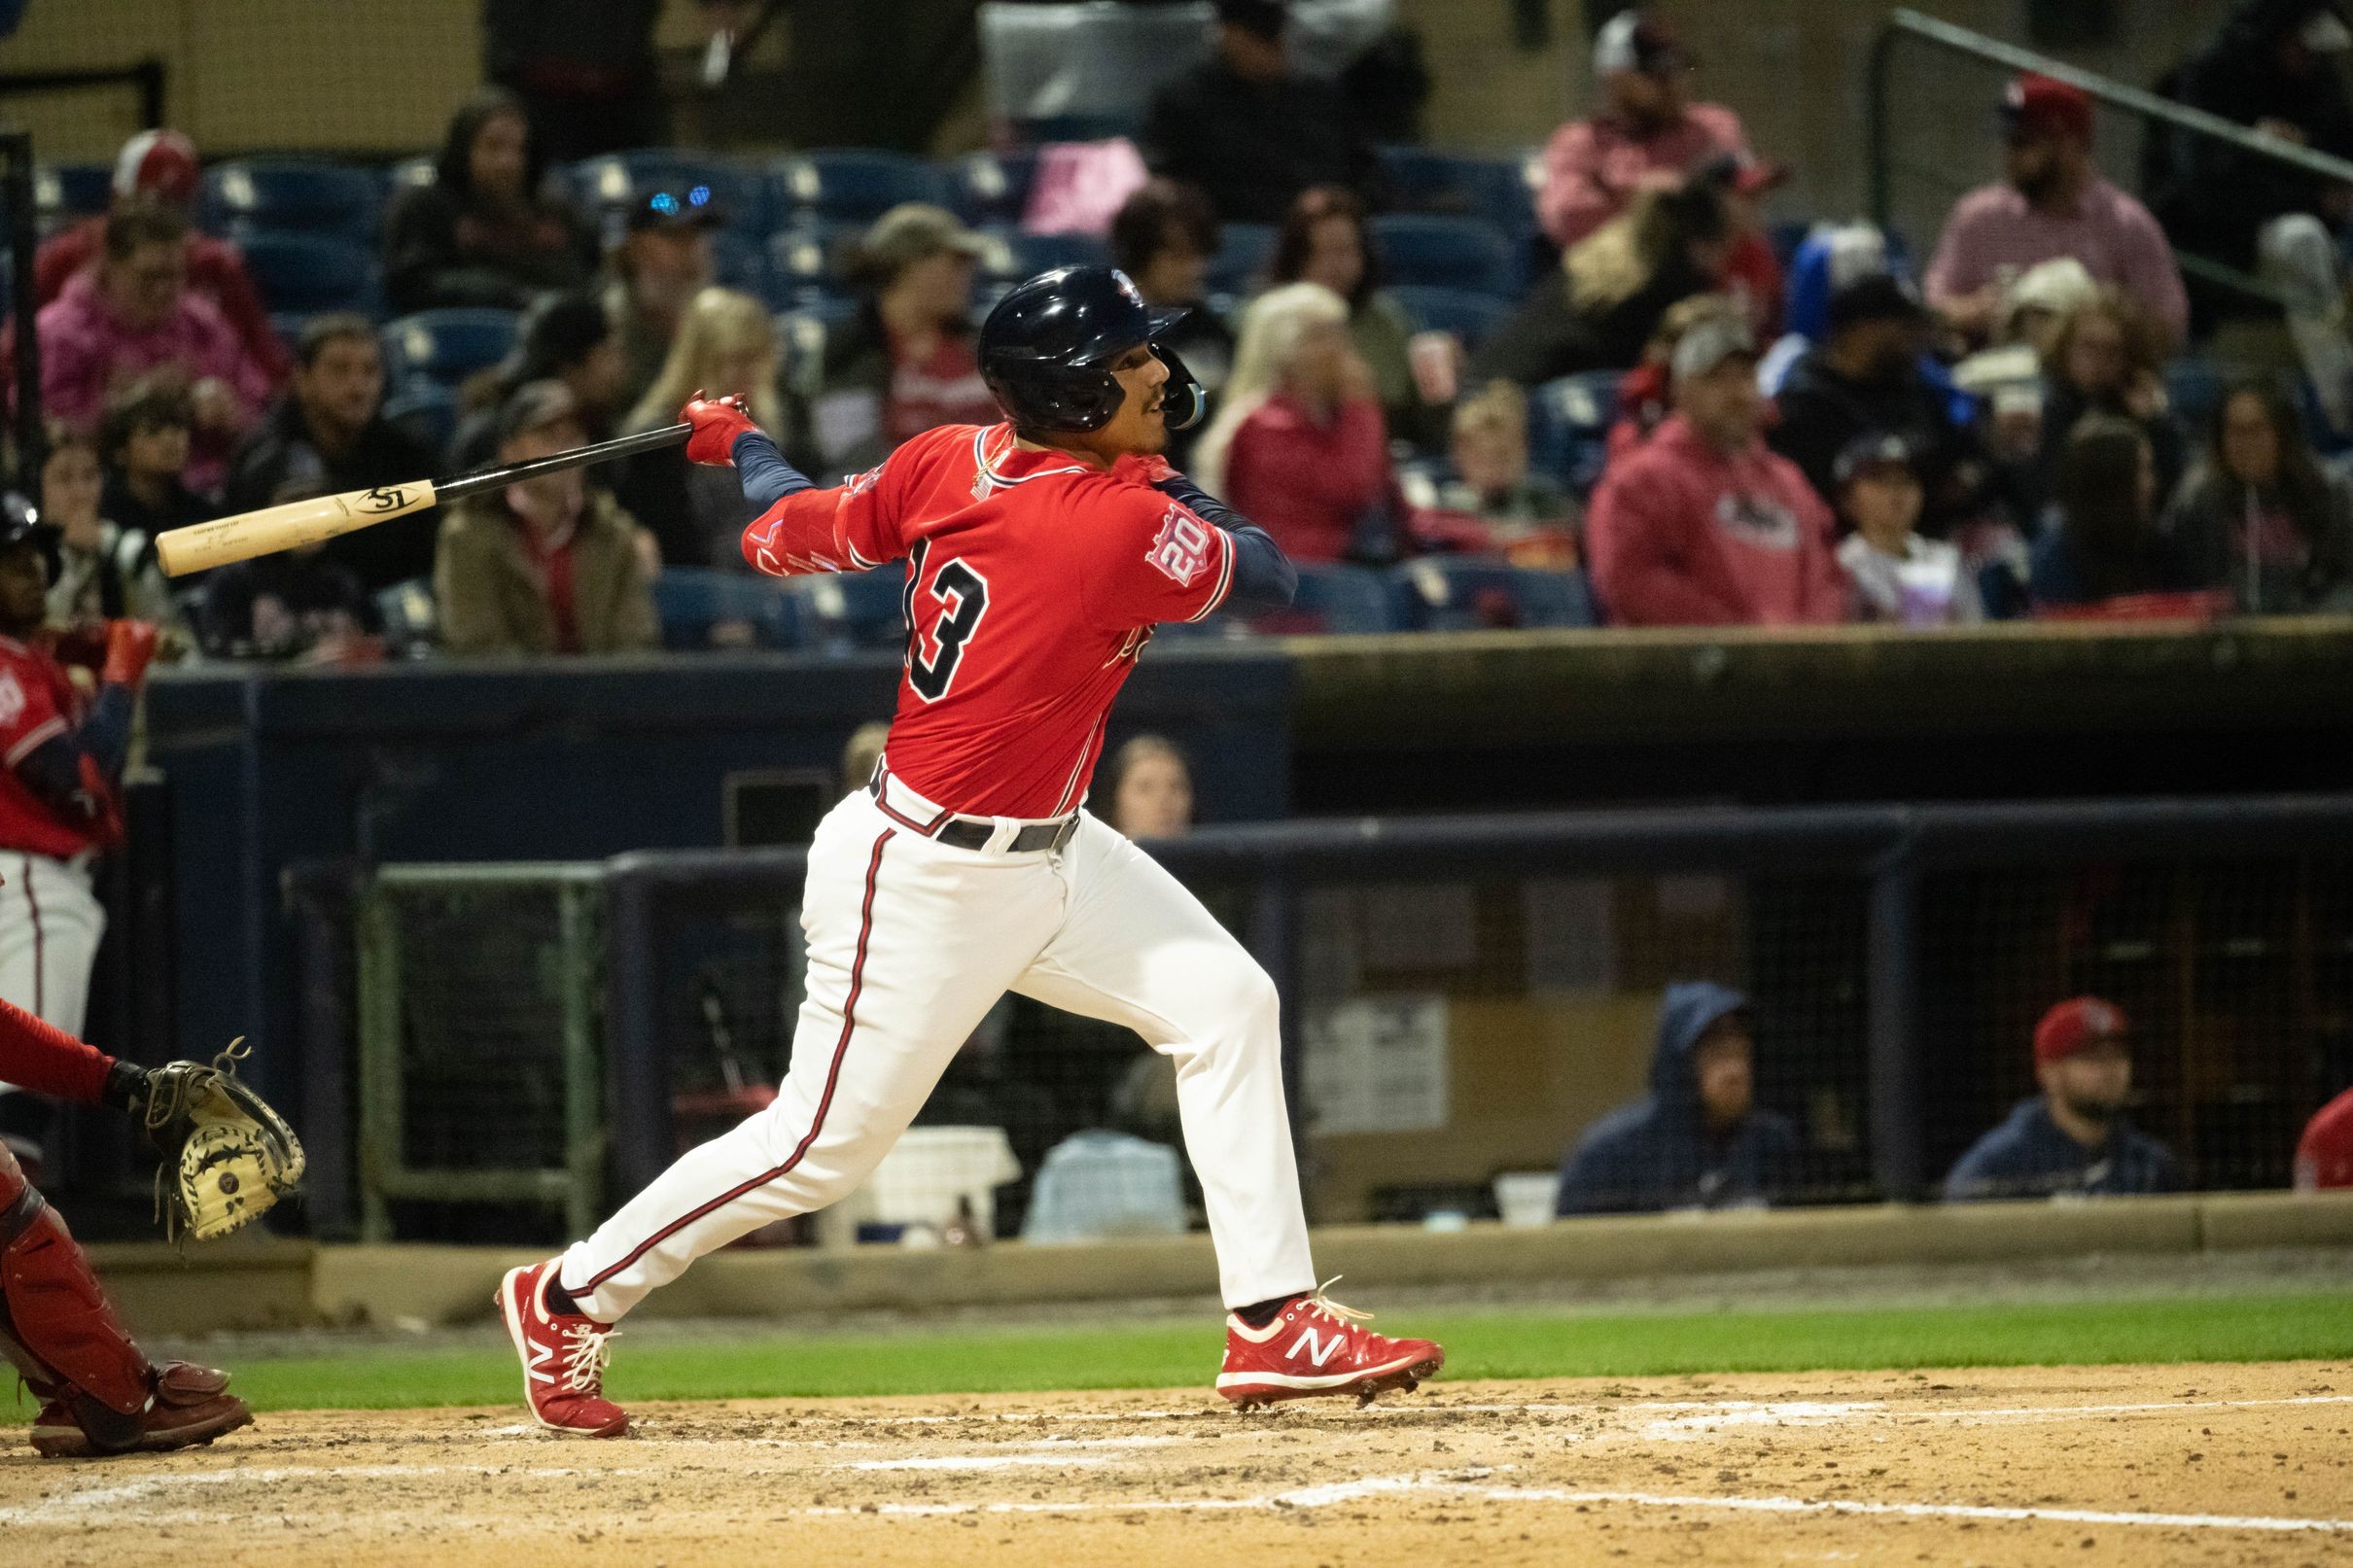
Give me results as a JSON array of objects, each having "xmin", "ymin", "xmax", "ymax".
[{"xmin": 12, "ymin": 0, "xmax": 2353, "ymax": 681}]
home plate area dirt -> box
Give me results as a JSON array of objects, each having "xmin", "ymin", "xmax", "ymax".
[{"xmin": 4, "ymin": 1363, "xmax": 2349, "ymax": 1566}]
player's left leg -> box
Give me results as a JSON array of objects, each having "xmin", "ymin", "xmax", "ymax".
[
  {"xmin": 1011, "ymin": 814, "xmax": 1443, "ymax": 1408},
  {"xmin": 0, "ymin": 1140, "xmax": 252, "ymax": 1457}
]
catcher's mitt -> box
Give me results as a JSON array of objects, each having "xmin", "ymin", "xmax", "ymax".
[{"xmin": 139, "ymin": 1038, "xmax": 305, "ymax": 1241}]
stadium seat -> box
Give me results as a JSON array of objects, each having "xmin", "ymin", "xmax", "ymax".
[
  {"xmin": 2162, "ymin": 357, "xmax": 2227, "ymax": 436},
  {"xmin": 34, "ymin": 163, "xmax": 112, "ymax": 225},
  {"xmin": 382, "ymin": 380, "xmax": 460, "ymax": 459},
  {"xmin": 568, "ymin": 152, "xmax": 770, "ymax": 237},
  {"xmin": 375, "ymin": 576, "xmax": 439, "ymax": 658},
  {"xmin": 653, "ymin": 568, "xmax": 807, "ymax": 651},
  {"xmin": 999, "ymin": 228, "xmax": 1110, "ymax": 282},
  {"xmin": 1207, "ymin": 222, "xmax": 1275, "ymax": 295},
  {"xmin": 1369, "ymin": 214, "xmax": 1518, "ymax": 297},
  {"xmin": 381, "ymin": 308, "xmax": 521, "ymax": 389},
  {"xmin": 1386, "ymin": 284, "xmax": 1512, "ymax": 351},
  {"xmin": 787, "ymin": 567, "xmax": 906, "ymax": 653},
  {"xmin": 237, "ymin": 231, "xmax": 382, "ymax": 316},
  {"xmin": 202, "ymin": 159, "xmax": 387, "ymax": 242},
  {"xmin": 770, "ymin": 150, "xmax": 950, "ymax": 224},
  {"xmin": 1392, "ymin": 558, "xmax": 1598, "ymax": 631},
  {"xmin": 1528, "ymin": 371, "xmax": 1622, "ymax": 490},
  {"xmin": 951, "ymin": 149, "xmax": 1039, "ymax": 226},
  {"xmin": 1283, "ymin": 563, "xmax": 1401, "ymax": 634},
  {"xmin": 764, "ymin": 220, "xmax": 862, "ymax": 308},
  {"xmin": 388, "ymin": 156, "xmax": 437, "ymax": 192},
  {"xmin": 711, "ymin": 230, "xmax": 770, "ymax": 297},
  {"xmin": 1375, "ymin": 146, "xmax": 1535, "ymax": 236}
]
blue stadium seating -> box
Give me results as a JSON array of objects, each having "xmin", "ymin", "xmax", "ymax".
[
  {"xmin": 238, "ymin": 231, "xmax": 381, "ymax": 316},
  {"xmin": 1287, "ymin": 563, "xmax": 1401, "ymax": 634},
  {"xmin": 995, "ymin": 228, "xmax": 1111, "ymax": 284},
  {"xmin": 202, "ymin": 159, "xmax": 388, "ymax": 242},
  {"xmin": 1392, "ymin": 559, "xmax": 1598, "ymax": 631},
  {"xmin": 1370, "ymin": 214, "xmax": 1518, "ymax": 297},
  {"xmin": 1386, "ymin": 284, "xmax": 1512, "ymax": 350},
  {"xmin": 375, "ymin": 577, "xmax": 439, "ymax": 657},
  {"xmin": 2162, "ymin": 358, "xmax": 2227, "ymax": 436},
  {"xmin": 380, "ymin": 308, "xmax": 520, "ymax": 389},
  {"xmin": 654, "ymin": 568, "xmax": 808, "ymax": 651},
  {"xmin": 35, "ymin": 164, "xmax": 112, "ymax": 225},
  {"xmin": 1375, "ymin": 146, "xmax": 1535, "ymax": 237},
  {"xmin": 382, "ymin": 381, "xmax": 460, "ymax": 458},
  {"xmin": 952, "ymin": 150, "xmax": 1039, "ymax": 226},
  {"xmin": 711, "ymin": 230, "xmax": 770, "ymax": 297},
  {"xmin": 771, "ymin": 150, "xmax": 951, "ymax": 224},
  {"xmin": 764, "ymin": 220, "xmax": 861, "ymax": 309},
  {"xmin": 1207, "ymin": 222, "xmax": 1276, "ymax": 295},
  {"xmin": 787, "ymin": 567, "xmax": 907, "ymax": 654},
  {"xmin": 568, "ymin": 153, "xmax": 771, "ymax": 238},
  {"xmin": 1528, "ymin": 371, "xmax": 1622, "ymax": 491}
]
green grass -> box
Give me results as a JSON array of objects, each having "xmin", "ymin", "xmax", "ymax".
[{"xmin": 228, "ymin": 1291, "xmax": 2353, "ymax": 1413}]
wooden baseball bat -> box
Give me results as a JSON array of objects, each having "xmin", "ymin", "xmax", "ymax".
[{"xmin": 154, "ymin": 423, "xmax": 692, "ymax": 577}]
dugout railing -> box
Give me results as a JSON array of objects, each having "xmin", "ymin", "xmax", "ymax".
[{"xmin": 324, "ymin": 793, "xmax": 2353, "ymax": 1242}]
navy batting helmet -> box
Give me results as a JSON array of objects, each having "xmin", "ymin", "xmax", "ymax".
[
  {"xmin": 978, "ymin": 266, "xmax": 1206, "ymax": 435},
  {"xmin": 0, "ymin": 494, "xmax": 61, "ymax": 585}
]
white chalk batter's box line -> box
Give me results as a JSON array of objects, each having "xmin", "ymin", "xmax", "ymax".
[{"xmin": 4, "ymin": 1463, "xmax": 2348, "ymax": 1538}]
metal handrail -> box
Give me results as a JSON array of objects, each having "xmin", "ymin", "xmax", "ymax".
[{"xmin": 1867, "ymin": 8, "xmax": 2353, "ymax": 304}]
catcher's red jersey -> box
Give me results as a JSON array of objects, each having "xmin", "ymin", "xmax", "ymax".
[{"xmin": 744, "ymin": 422, "xmax": 1234, "ymax": 818}]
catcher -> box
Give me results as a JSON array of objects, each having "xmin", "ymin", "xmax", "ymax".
[{"xmin": 0, "ymin": 992, "xmax": 301, "ymax": 1456}]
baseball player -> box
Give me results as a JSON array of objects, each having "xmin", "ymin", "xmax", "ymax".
[
  {"xmin": 0, "ymin": 993, "xmax": 253, "ymax": 1455},
  {"xmin": 0, "ymin": 506, "xmax": 158, "ymax": 1165},
  {"xmin": 501, "ymin": 266, "xmax": 1443, "ymax": 1435}
]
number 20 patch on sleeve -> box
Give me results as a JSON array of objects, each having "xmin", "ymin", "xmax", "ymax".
[{"xmin": 1146, "ymin": 505, "xmax": 1216, "ymax": 587}]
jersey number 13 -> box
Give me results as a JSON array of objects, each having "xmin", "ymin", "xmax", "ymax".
[{"xmin": 904, "ymin": 543, "xmax": 991, "ymax": 702}]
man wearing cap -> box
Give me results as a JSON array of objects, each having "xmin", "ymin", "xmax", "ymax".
[
  {"xmin": 31, "ymin": 129, "xmax": 290, "ymax": 383},
  {"xmin": 434, "ymin": 380, "xmax": 657, "ymax": 658},
  {"xmin": 607, "ymin": 180, "xmax": 722, "ymax": 417},
  {"xmin": 1926, "ymin": 76, "xmax": 2187, "ymax": 347},
  {"xmin": 223, "ymin": 315, "xmax": 439, "ymax": 590},
  {"xmin": 1771, "ymin": 273, "xmax": 2002, "ymax": 538},
  {"xmin": 1140, "ymin": 0, "xmax": 1378, "ymax": 226},
  {"xmin": 1586, "ymin": 313, "xmax": 1846, "ymax": 627},
  {"xmin": 1537, "ymin": 11, "xmax": 1761, "ymax": 252},
  {"xmin": 1944, "ymin": 998, "xmax": 2182, "ymax": 1202},
  {"xmin": 1831, "ymin": 435, "xmax": 1980, "ymax": 625},
  {"xmin": 790, "ymin": 203, "xmax": 998, "ymax": 476}
]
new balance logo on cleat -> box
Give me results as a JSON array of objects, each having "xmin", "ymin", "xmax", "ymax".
[{"xmin": 1216, "ymin": 1281, "xmax": 1446, "ymax": 1412}]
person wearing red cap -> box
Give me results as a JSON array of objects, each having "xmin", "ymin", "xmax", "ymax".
[
  {"xmin": 1925, "ymin": 76, "xmax": 2188, "ymax": 349},
  {"xmin": 1943, "ymin": 996, "xmax": 2183, "ymax": 1202},
  {"xmin": 30, "ymin": 130, "xmax": 292, "ymax": 384},
  {"xmin": 2294, "ymin": 1085, "xmax": 2353, "ymax": 1189}
]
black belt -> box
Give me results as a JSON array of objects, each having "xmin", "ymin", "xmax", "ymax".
[{"xmin": 868, "ymin": 777, "xmax": 1078, "ymax": 854}]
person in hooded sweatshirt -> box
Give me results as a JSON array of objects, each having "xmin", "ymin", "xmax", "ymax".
[
  {"xmin": 1554, "ymin": 981, "xmax": 1801, "ymax": 1216},
  {"xmin": 1943, "ymin": 996, "xmax": 2182, "ymax": 1202},
  {"xmin": 381, "ymin": 87, "xmax": 593, "ymax": 315}
]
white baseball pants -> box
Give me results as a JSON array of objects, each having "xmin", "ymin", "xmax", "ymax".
[
  {"xmin": 560, "ymin": 784, "xmax": 1317, "ymax": 1320},
  {"xmin": 0, "ymin": 852, "xmax": 107, "ymax": 1125}
]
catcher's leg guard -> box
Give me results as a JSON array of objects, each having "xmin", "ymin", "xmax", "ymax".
[{"xmin": 0, "ymin": 1141, "xmax": 155, "ymax": 1451}]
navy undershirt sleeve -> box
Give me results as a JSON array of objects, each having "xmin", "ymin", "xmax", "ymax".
[
  {"xmin": 1153, "ymin": 475, "xmax": 1297, "ymax": 614},
  {"xmin": 730, "ymin": 430, "xmax": 815, "ymax": 509}
]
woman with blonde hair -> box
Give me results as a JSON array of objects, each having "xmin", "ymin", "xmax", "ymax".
[
  {"xmin": 1196, "ymin": 281, "xmax": 1400, "ymax": 565},
  {"xmin": 614, "ymin": 287, "xmax": 786, "ymax": 567}
]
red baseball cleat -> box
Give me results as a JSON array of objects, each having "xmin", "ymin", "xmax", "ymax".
[
  {"xmin": 1215, "ymin": 1280, "xmax": 1445, "ymax": 1411},
  {"xmin": 498, "ymin": 1261, "xmax": 628, "ymax": 1438},
  {"xmin": 27, "ymin": 1364, "xmax": 253, "ymax": 1458}
]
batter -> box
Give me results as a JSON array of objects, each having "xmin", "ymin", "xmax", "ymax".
[{"xmin": 500, "ymin": 266, "xmax": 1443, "ymax": 1435}]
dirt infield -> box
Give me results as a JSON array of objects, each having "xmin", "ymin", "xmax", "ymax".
[{"xmin": 4, "ymin": 1362, "xmax": 2348, "ymax": 1566}]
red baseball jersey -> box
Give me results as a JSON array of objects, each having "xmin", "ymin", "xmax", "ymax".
[
  {"xmin": 0, "ymin": 634, "xmax": 112, "ymax": 859},
  {"xmin": 744, "ymin": 422, "xmax": 1235, "ymax": 818},
  {"xmin": 2296, "ymin": 1086, "xmax": 2353, "ymax": 1190}
]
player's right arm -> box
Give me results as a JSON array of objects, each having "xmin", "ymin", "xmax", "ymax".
[
  {"xmin": 2, "ymin": 623, "xmax": 157, "ymax": 838},
  {"xmin": 682, "ymin": 397, "xmax": 904, "ymax": 576}
]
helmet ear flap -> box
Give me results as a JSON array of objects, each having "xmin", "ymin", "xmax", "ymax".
[{"xmin": 1153, "ymin": 344, "xmax": 1206, "ymax": 431}]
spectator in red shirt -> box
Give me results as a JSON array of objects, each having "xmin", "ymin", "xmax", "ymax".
[
  {"xmin": 1587, "ymin": 315, "xmax": 1846, "ymax": 626},
  {"xmin": 31, "ymin": 129, "xmax": 290, "ymax": 383},
  {"xmin": 1926, "ymin": 76, "xmax": 2189, "ymax": 347},
  {"xmin": 1537, "ymin": 12, "xmax": 1752, "ymax": 251},
  {"xmin": 1197, "ymin": 281, "xmax": 1399, "ymax": 565},
  {"xmin": 790, "ymin": 203, "xmax": 997, "ymax": 477},
  {"xmin": 2295, "ymin": 1084, "xmax": 2353, "ymax": 1189}
]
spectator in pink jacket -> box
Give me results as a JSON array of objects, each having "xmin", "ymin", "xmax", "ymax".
[
  {"xmin": 1537, "ymin": 12, "xmax": 1753, "ymax": 251},
  {"xmin": 1198, "ymin": 282, "xmax": 1400, "ymax": 565},
  {"xmin": 1587, "ymin": 316, "xmax": 1848, "ymax": 626},
  {"xmin": 36, "ymin": 204, "xmax": 277, "ymax": 496}
]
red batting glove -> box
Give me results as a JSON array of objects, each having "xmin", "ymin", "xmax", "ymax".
[
  {"xmin": 100, "ymin": 618, "xmax": 161, "ymax": 688},
  {"xmin": 683, "ymin": 394, "xmax": 759, "ymax": 466}
]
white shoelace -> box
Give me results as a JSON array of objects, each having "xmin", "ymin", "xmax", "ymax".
[
  {"xmin": 562, "ymin": 1325, "xmax": 616, "ymax": 1394},
  {"xmin": 1300, "ymin": 1275, "xmax": 1375, "ymax": 1331}
]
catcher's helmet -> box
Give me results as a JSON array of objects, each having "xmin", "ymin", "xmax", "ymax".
[
  {"xmin": 978, "ymin": 266, "xmax": 1206, "ymax": 435},
  {"xmin": 0, "ymin": 494, "xmax": 61, "ymax": 584}
]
